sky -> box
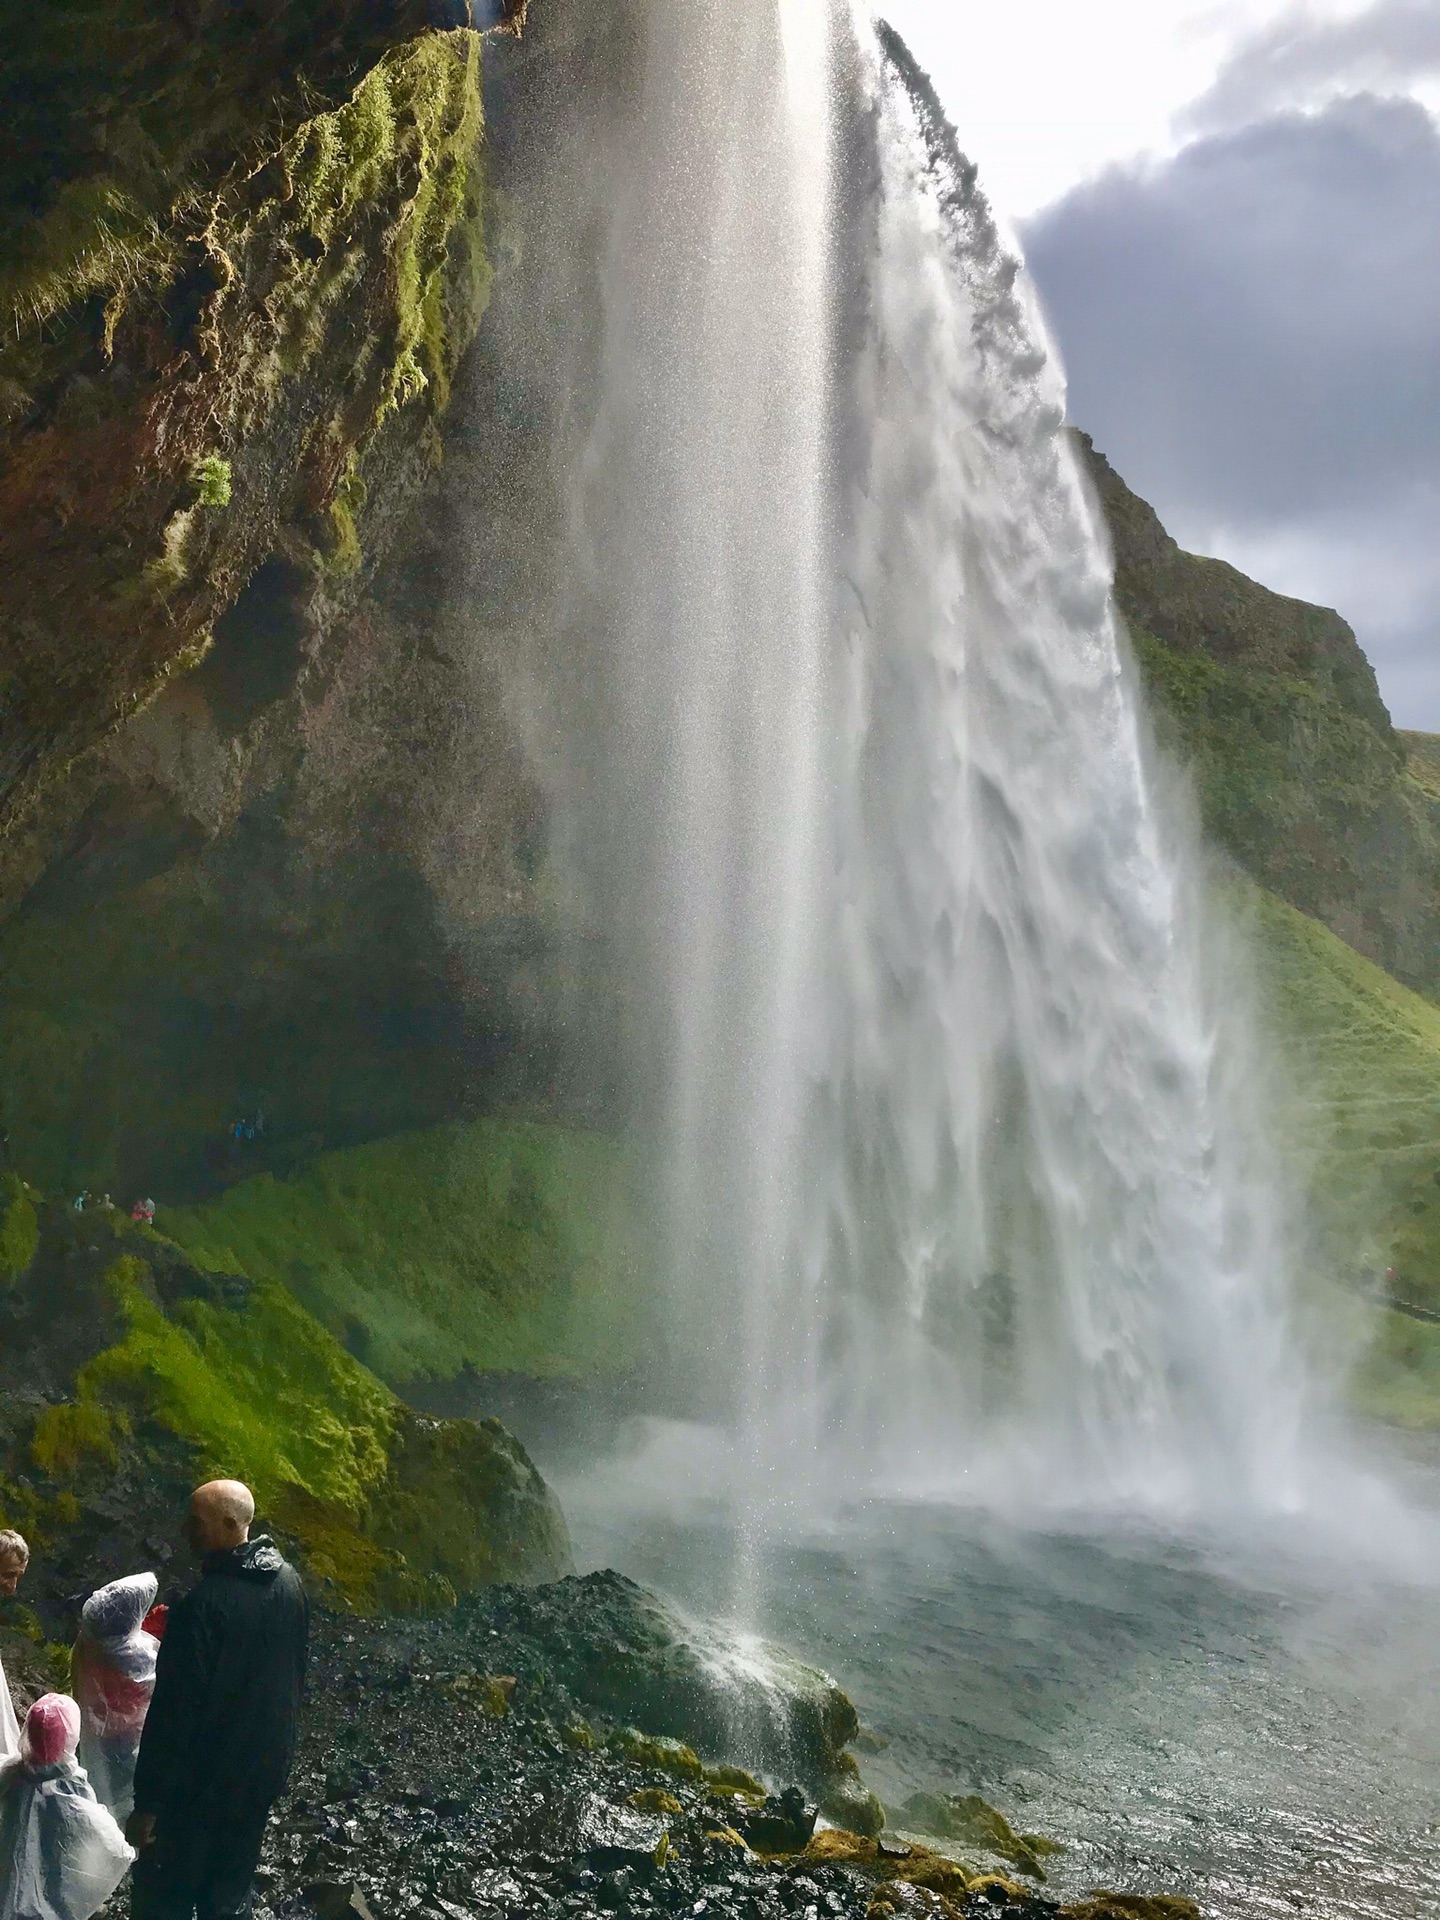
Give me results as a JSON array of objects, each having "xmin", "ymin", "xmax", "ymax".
[{"xmin": 880, "ymin": 1, "xmax": 1440, "ymax": 729}]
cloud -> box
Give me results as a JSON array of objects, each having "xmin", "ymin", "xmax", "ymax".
[
  {"xmin": 1022, "ymin": 91, "xmax": 1440, "ymax": 724},
  {"xmin": 1185, "ymin": 1, "xmax": 1440, "ymax": 134}
]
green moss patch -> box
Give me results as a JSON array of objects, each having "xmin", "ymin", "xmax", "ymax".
[
  {"xmin": 0, "ymin": 27, "xmax": 493, "ymax": 837},
  {"xmin": 80, "ymin": 1254, "xmax": 395, "ymax": 1512},
  {"xmin": 0, "ymin": 1203, "xmax": 571, "ymax": 1622},
  {"xmin": 163, "ymin": 1120, "xmax": 655, "ymax": 1391},
  {"xmin": 0, "ymin": 1172, "xmax": 38, "ymax": 1283}
]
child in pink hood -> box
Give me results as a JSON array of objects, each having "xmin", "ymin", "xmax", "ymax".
[{"xmin": 0, "ymin": 1693, "xmax": 133, "ymax": 1920}]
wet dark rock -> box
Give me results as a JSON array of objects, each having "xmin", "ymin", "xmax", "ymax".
[
  {"xmin": 88, "ymin": 1601, "xmax": 1195, "ymax": 1920},
  {"xmin": 463, "ymin": 1569, "xmax": 862, "ymax": 1791},
  {"xmin": 733, "ymin": 1787, "xmax": 819, "ymax": 1854},
  {"xmin": 575, "ymin": 1794, "xmax": 667, "ymax": 1869},
  {"xmin": 96, "ymin": 1609, "xmax": 876, "ymax": 1920}
]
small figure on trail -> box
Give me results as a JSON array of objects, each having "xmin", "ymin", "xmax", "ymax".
[
  {"xmin": 71, "ymin": 1194, "xmax": 87, "ymax": 1214},
  {"xmin": 72, "ymin": 1572, "xmax": 160, "ymax": 1820},
  {"xmin": 131, "ymin": 1198, "xmax": 155, "ymax": 1225},
  {"xmin": 0, "ymin": 1529, "xmax": 31, "ymax": 1762},
  {"xmin": 128, "ymin": 1480, "xmax": 309, "ymax": 1920},
  {"xmin": 0, "ymin": 1692, "xmax": 134, "ymax": 1920}
]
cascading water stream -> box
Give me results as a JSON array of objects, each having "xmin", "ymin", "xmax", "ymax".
[{"xmin": 550, "ymin": 1, "xmax": 1308, "ymax": 1525}]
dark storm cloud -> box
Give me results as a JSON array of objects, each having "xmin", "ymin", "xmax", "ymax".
[
  {"xmin": 1021, "ymin": 88, "xmax": 1440, "ymax": 724},
  {"xmin": 1185, "ymin": 1, "xmax": 1440, "ymax": 134},
  {"xmin": 1023, "ymin": 91, "xmax": 1440, "ymax": 521}
]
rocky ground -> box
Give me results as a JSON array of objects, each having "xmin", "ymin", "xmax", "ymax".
[{"xmin": 98, "ymin": 1591, "xmax": 1194, "ymax": 1920}]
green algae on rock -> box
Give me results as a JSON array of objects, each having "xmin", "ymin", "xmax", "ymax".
[
  {"xmin": 0, "ymin": 1172, "xmax": 39, "ymax": 1283},
  {"xmin": 894, "ymin": 1794, "xmax": 1061, "ymax": 1882},
  {"xmin": 465, "ymin": 1569, "xmax": 869, "ymax": 1800}
]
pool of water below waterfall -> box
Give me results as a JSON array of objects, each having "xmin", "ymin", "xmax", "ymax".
[{"xmin": 555, "ymin": 1425, "xmax": 1440, "ymax": 1920}]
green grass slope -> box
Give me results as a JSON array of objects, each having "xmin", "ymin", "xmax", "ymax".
[
  {"xmin": 1246, "ymin": 885, "xmax": 1440, "ymax": 1425},
  {"xmin": 0, "ymin": 1195, "xmax": 571, "ymax": 1620},
  {"xmin": 162, "ymin": 1118, "xmax": 656, "ymax": 1393}
]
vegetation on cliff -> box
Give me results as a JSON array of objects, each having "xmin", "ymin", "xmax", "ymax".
[
  {"xmin": 1244, "ymin": 883, "xmax": 1440, "ymax": 1424},
  {"xmin": 0, "ymin": 17, "xmax": 497, "ymax": 834},
  {"xmin": 1078, "ymin": 436, "xmax": 1440, "ymax": 998},
  {"xmin": 0, "ymin": 1193, "xmax": 571, "ymax": 1624},
  {"xmin": 163, "ymin": 1119, "xmax": 654, "ymax": 1393}
]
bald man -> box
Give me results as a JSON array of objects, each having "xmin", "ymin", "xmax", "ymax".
[{"xmin": 128, "ymin": 1481, "xmax": 308, "ymax": 1920}]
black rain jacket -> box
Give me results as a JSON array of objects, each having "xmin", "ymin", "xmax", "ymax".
[{"xmin": 132, "ymin": 1535, "xmax": 309, "ymax": 1822}]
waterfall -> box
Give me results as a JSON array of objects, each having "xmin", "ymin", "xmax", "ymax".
[{"xmin": 533, "ymin": 0, "xmax": 1307, "ymax": 1518}]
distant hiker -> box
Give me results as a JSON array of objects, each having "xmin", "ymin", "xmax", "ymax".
[
  {"xmin": 0, "ymin": 1529, "xmax": 31, "ymax": 1762},
  {"xmin": 0, "ymin": 1693, "xmax": 134, "ymax": 1920},
  {"xmin": 131, "ymin": 1198, "xmax": 155, "ymax": 1225},
  {"xmin": 128, "ymin": 1480, "xmax": 309, "ymax": 1920},
  {"xmin": 72, "ymin": 1571, "xmax": 161, "ymax": 1820}
]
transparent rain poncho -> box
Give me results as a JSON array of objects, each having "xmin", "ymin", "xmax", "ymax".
[
  {"xmin": 71, "ymin": 1572, "xmax": 159, "ymax": 1820},
  {"xmin": 0, "ymin": 1653, "xmax": 18, "ymax": 1763},
  {"xmin": 0, "ymin": 1693, "xmax": 134, "ymax": 1920}
]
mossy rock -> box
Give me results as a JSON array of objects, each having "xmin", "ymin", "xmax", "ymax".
[
  {"xmin": 1058, "ymin": 1899, "xmax": 1200, "ymax": 1920},
  {"xmin": 367, "ymin": 1407, "xmax": 572, "ymax": 1591},
  {"xmin": 803, "ymin": 1831, "xmax": 974, "ymax": 1904},
  {"xmin": 820, "ymin": 1776, "xmax": 887, "ymax": 1839},
  {"xmin": 612, "ymin": 1728, "xmax": 705, "ymax": 1781},
  {"xmin": 0, "ymin": 1197, "xmax": 570, "ymax": 1623},
  {"xmin": 896, "ymin": 1794, "xmax": 1060, "ymax": 1881},
  {"xmin": 1077, "ymin": 435, "xmax": 1440, "ymax": 1001},
  {"xmin": 458, "ymin": 1569, "xmax": 861, "ymax": 1791},
  {"xmin": 163, "ymin": 1121, "xmax": 656, "ymax": 1391}
]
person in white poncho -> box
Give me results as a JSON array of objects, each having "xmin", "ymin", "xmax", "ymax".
[
  {"xmin": 72, "ymin": 1572, "xmax": 161, "ymax": 1821},
  {"xmin": 0, "ymin": 1529, "xmax": 32, "ymax": 1762},
  {"xmin": 0, "ymin": 1692, "xmax": 135, "ymax": 1920}
]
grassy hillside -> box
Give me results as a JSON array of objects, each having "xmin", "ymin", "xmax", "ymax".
[
  {"xmin": 1079, "ymin": 435, "xmax": 1440, "ymax": 998},
  {"xmin": 1245, "ymin": 884, "xmax": 1440, "ymax": 1426},
  {"xmin": 162, "ymin": 1118, "xmax": 656, "ymax": 1393},
  {"xmin": 0, "ymin": 1192, "xmax": 571, "ymax": 1621}
]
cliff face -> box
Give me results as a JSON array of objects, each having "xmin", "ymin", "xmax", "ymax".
[
  {"xmin": 0, "ymin": 8, "xmax": 580, "ymax": 1204},
  {"xmin": 1078, "ymin": 435, "xmax": 1440, "ymax": 995},
  {"xmin": 0, "ymin": 6, "xmax": 521, "ymax": 839}
]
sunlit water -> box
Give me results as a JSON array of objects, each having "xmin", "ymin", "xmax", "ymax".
[{"xmin": 558, "ymin": 1423, "xmax": 1440, "ymax": 1920}]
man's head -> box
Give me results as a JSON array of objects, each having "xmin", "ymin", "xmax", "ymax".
[
  {"xmin": 183, "ymin": 1480, "xmax": 255, "ymax": 1558},
  {"xmin": 0, "ymin": 1528, "xmax": 29, "ymax": 1597}
]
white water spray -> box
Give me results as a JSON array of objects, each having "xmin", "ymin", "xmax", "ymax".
[{"xmin": 553, "ymin": 3, "xmax": 1307, "ymax": 1520}]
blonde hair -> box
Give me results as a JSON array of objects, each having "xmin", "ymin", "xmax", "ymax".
[{"xmin": 0, "ymin": 1528, "xmax": 30, "ymax": 1566}]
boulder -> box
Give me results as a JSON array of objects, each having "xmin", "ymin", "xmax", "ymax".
[{"xmin": 465, "ymin": 1569, "xmax": 865, "ymax": 1792}]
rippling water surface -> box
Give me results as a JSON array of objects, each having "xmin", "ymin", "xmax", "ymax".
[{"xmin": 562, "ymin": 1426, "xmax": 1440, "ymax": 1920}]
